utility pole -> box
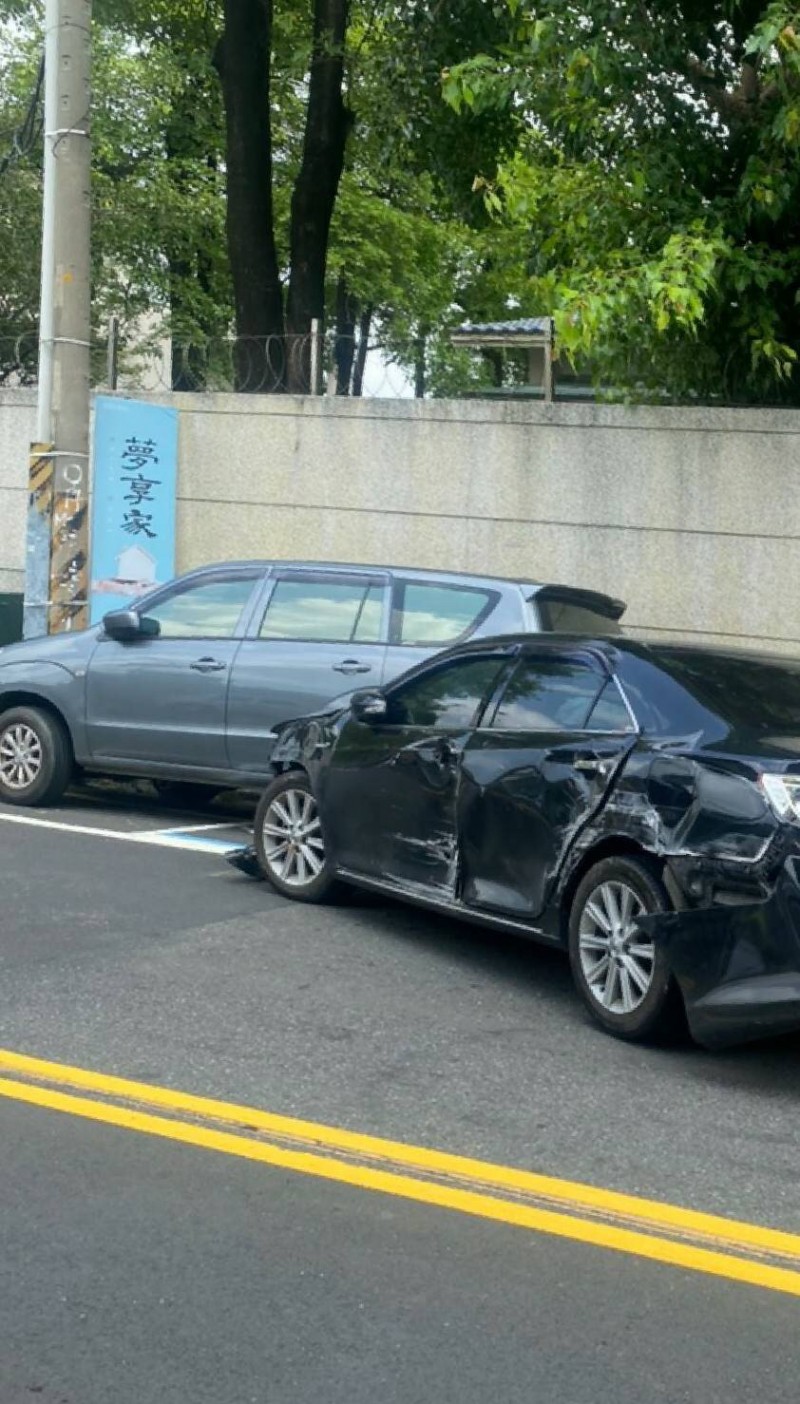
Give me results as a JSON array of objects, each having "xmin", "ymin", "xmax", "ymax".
[{"xmin": 25, "ymin": 0, "xmax": 92, "ymax": 638}]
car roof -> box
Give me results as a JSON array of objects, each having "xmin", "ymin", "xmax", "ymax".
[
  {"xmin": 433, "ymin": 632, "xmax": 800, "ymax": 669},
  {"xmin": 176, "ymin": 560, "xmax": 625, "ymax": 617}
]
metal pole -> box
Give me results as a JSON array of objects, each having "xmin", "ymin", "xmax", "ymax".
[
  {"xmin": 309, "ymin": 317, "xmax": 322, "ymax": 395},
  {"xmin": 25, "ymin": 0, "xmax": 92, "ymax": 638},
  {"xmin": 35, "ymin": 0, "xmax": 59, "ymax": 447},
  {"xmin": 106, "ymin": 314, "xmax": 119, "ymax": 391},
  {"xmin": 543, "ymin": 319, "xmax": 554, "ymax": 404}
]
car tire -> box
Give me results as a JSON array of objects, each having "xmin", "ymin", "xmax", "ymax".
[
  {"xmin": 254, "ymin": 771, "xmax": 339, "ymax": 903},
  {"xmin": 567, "ymin": 855, "xmax": 683, "ymax": 1042},
  {"xmin": 0, "ymin": 705, "xmax": 73, "ymax": 807}
]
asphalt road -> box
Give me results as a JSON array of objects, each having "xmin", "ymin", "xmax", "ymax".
[{"xmin": 3, "ymin": 786, "xmax": 800, "ymax": 1402}]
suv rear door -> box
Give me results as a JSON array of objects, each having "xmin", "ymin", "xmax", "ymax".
[
  {"xmin": 225, "ymin": 568, "xmax": 390, "ymax": 774},
  {"xmin": 382, "ymin": 577, "xmax": 506, "ymax": 684}
]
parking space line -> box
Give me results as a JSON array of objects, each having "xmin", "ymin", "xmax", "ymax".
[
  {"xmin": 139, "ymin": 822, "xmax": 244, "ymax": 836},
  {"xmin": 0, "ymin": 810, "xmax": 246, "ymax": 854},
  {"xmin": 3, "ymin": 1048, "xmax": 800, "ymax": 1298}
]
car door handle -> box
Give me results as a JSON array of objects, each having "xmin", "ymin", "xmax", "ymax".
[
  {"xmin": 573, "ymin": 755, "xmax": 611, "ymax": 776},
  {"xmin": 190, "ymin": 657, "xmax": 227, "ymax": 673},
  {"xmin": 391, "ymin": 738, "xmax": 458, "ymax": 770},
  {"xmin": 333, "ymin": 660, "xmax": 372, "ymax": 675}
]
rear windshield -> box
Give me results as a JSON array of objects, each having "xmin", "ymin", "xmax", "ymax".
[
  {"xmin": 536, "ymin": 598, "xmax": 623, "ymax": 635},
  {"xmin": 623, "ymin": 648, "xmax": 800, "ymax": 736}
]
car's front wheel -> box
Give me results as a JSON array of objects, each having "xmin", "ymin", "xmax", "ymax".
[
  {"xmin": 567, "ymin": 855, "xmax": 682, "ymax": 1041},
  {"xmin": 0, "ymin": 705, "xmax": 73, "ymax": 807},
  {"xmin": 254, "ymin": 772, "xmax": 339, "ymax": 903}
]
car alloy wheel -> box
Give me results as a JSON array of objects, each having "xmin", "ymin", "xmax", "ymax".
[
  {"xmin": 261, "ymin": 785, "xmax": 325, "ymax": 888},
  {"xmin": 577, "ymin": 880, "xmax": 655, "ymax": 1015},
  {"xmin": 0, "ymin": 722, "xmax": 44, "ymax": 792},
  {"xmin": 252, "ymin": 772, "xmax": 340, "ymax": 903},
  {"xmin": 568, "ymin": 855, "xmax": 683, "ymax": 1042}
]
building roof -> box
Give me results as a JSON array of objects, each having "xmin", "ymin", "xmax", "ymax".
[{"xmin": 451, "ymin": 317, "xmax": 553, "ymax": 341}]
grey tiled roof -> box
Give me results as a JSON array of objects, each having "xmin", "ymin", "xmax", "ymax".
[{"xmin": 453, "ymin": 317, "xmax": 552, "ymax": 336}]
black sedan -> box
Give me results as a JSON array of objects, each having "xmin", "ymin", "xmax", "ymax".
[{"xmin": 234, "ymin": 635, "xmax": 800, "ymax": 1049}]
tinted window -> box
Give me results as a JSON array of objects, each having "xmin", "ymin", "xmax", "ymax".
[
  {"xmin": 394, "ymin": 582, "xmax": 496, "ymax": 645},
  {"xmin": 586, "ymin": 679, "xmax": 635, "ymax": 732},
  {"xmin": 261, "ymin": 579, "xmax": 385, "ymax": 643},
  {"xmin": 491, "ymin": 658, "xmax": 604, "ymax": 731},
  {"xmin": 536, "ymin": 598, "xmax": 622, "ymax": 635},
  {"xmin": 145, "ymin": 576, "xmax": 257, "ymax": 639},
  {"xmin": 388, "ymin": 656, "xmax": 506, "ymax": 729},
  {"xmin": 630, "ymin": 648, "xmax": 800, "ymax": 736}
]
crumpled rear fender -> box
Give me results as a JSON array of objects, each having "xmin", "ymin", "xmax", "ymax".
[{"xmin": 637, "ymin": 856, "xmax": 800, "ymax": 1049}]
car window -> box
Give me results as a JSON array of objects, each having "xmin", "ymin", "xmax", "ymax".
[
  {"xmin": 353, "ymin": 584, "xmax": 384, "ymax": 643},
  {"xmin": 260, "ymin": 579, "xmax": 385, "ymax": 643},
  {"xmin": 648, "ymin": 649, "xmax": 800, "ymax": 733},
  {"xmin": 393, "ymin": 581, "xmax": 497, "ymax": 646},
  {"xmin": 585, "ymin": 679, "xmax": 635, "ymax": 733},
  {"xmin": 144, "ymin": 576, "xmax": 258, "ymax": 639},
  {"xmin": 619, "ymin": 648, "xmax": 800, "ymax": 740},
  {"xmin": 387, "ymin": 656, "xmax": 506, "ymax": 730},
  {"xmin": 490, "ymin": 658, "xmax": 605, "ymax": 731},
  {"xmin": 535, "ymin": 599, "xmax": 623, "ymax": 635}
]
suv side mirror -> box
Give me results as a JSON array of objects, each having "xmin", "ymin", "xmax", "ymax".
[
  {"xmin": 351, "ymin": 689, "xmax": 388, "ymax": 723},
  {"xmin": 103, "ymin": 609, "xmax": 160, "ymax": 642}
]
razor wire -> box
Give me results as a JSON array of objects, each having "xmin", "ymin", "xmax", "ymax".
[{"xmin": 0, "ymin": 330, "xmax": 419, "ymax": 398}]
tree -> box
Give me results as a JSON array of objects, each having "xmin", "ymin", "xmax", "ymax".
[
  {"xmin": 215, "ymin": 0, "xmax": 520, "ymax": 391},
  {"xmin": 320, "ymin": 0, "xmax": 521, "ymax": 395},
  {"xmin": 0, "ymin": 0, "xmax": 528, "ymax": 396},
  {"xmin": 444, "ymin": 1, "xmax": 800, "ymax": 404},
  {"xmin": 214, "ymin": 0, "xmax": 283, "ymax": 390},
  {"xmin": 0, "ymin": 27, "xmax": 44, "ymax": 381}
]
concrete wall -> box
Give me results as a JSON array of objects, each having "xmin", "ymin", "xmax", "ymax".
[{"xmin": 2, "ymin": 389, "xmax": 799, "ymax": 651}]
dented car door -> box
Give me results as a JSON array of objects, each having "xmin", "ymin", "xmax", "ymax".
[
  {"xmin": 323, "ymin": 652, "xmax": 513, "ymax": 890},
  {"xmin": 458, "ymin": 654, "xmax": 638, "ymax": 921}
]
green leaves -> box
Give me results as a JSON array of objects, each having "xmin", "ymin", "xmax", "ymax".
[{"xmin": 442, "ymin": 0, "xmax": 800, "ymax": 403}]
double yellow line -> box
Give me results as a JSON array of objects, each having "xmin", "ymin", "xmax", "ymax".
[{"xmin": 2, "ymin": 1046, "xmax": 799, "ymax": 1298}]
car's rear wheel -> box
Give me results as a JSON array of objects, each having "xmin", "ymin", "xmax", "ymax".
[
  {"xmin": 0, "ymin": 705, "xmax": 73, "ymax": 807},
  {"xmin": 567, "ymin": 855, "xmax": 682, "ymax": 1041},
  {"xmin": 254, "ymin": 772, "xmax": 339, "ymax": 902}
]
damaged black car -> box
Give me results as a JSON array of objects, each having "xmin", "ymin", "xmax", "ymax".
[{"xmin": 233, "ymin": 635, "xmax": 800, "ymax": 1051}]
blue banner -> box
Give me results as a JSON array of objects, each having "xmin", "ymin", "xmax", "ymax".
[{"xmin": 90, "ymin": 396, "xmax": 179, "ymax": 624}]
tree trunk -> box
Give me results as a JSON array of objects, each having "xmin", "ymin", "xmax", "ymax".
[
  {"xmin": 334, "ymin": 274, "xmax": 357, "ymax": 394},
  {"xmin": 215, "ymin": 0, "xmax": 284, "ymax": 392},
  {"xmin": 286, "ymin": 0, "xmax": 352, "ymax": 391},
  {"xmin": 165, "ymin": 81, "xmax": 210, "ymax": 391},
  {"xmin": 351, "ymin": 305, "xmax": 372, "ymax": 398}
]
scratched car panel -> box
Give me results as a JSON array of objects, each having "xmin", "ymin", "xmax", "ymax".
[{"xmin": 244, "ymin": 636, "xmax": 800, "ymax": 1051}]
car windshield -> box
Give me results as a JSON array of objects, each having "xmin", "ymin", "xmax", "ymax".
[{"xmin": 647, "ymin": 648, "xmax": 800, "ymax": 734}]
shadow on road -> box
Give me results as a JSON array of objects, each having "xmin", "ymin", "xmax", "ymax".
[{"xmin": 334, "ymin": 889, "xmax": 800, "ymax": 1089}]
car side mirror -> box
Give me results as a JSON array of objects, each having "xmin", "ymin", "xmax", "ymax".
[
  {"xmin": 103, "ymin": 608, "xmax": 160, "ymax": 642},
  {"xmin": 351, "ymin": 689, "xmax": 388, "ymax": 723}
]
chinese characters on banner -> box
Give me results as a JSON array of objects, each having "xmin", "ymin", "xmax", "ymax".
[{"xmin": 90, "ymin": 396, "xmax": 179, "ymax": 623}]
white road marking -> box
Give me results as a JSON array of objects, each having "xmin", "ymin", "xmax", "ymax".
[
  {"xmin": 135, "ymin": 821, "xmax": 243, "ymax": 837},
  {"xmin": 0, "ymin": 810, "xmax": 247, "ymax": 855}
]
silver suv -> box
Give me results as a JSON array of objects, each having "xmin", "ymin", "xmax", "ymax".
[{"xmin": 0, "ymin": 560, "xmax": 624, "ymax": 806}]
